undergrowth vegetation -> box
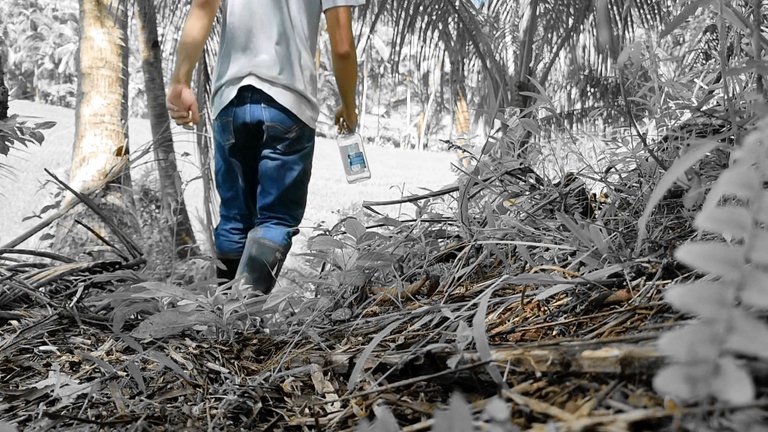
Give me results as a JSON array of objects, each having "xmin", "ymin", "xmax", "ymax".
[
  {"xmin": 655, "ymin": 116, "xmax": 768, "ymax": 404},
  {"xmin": 6, "ymin": 0, "xmax": 768, "ymax": 430}
]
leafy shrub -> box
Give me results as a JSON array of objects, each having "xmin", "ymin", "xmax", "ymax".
[
  {"xmin": 0, "ymin": 115, "xmax": 54, "ymax": 179},
  {"xmin": 0, "ymin": 0, "xmax": 78, "ymax": 106},
  {"xmin": 653, "ymin": 116, "xmax": 768, "ymax": 404}
]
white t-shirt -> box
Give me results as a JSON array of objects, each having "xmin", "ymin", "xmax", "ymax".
[{"xmin": 211, "ymin": 0, "xmax": 365, "ymax": 129}]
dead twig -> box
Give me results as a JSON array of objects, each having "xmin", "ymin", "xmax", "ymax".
[{"xmin": 44, "ymin": 169, "xmax": 142, "ymax": 260}]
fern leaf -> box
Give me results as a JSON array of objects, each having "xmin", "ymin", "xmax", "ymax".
[
  {"xmin": 656, "ymin": 117, "xmax": 768, "ymax": 405},
  {"xmin": 742, "ymin": 268, "xmax": 768, "ymax": 309},
  {"xmin": 754, "ymin": 192, "xmax": 768, "ymax": 225},
  {"xmin": 664, "ymin": 281, "xmax": 733, "ymax": 318},
  {"xmin": 653, "ymin": 363, "xmax": 714, "ymax": 401},
  {"xmin": 724, "ymin": 314, "xmax": 768, "ymax": 360},
  {"xmin": 747, "ymin": 231, "xmax": 768, "ymax": 264},
  {"xmin": 674, "ymin": 242, "xmax": 745, "ymax": 277},
  {"xmin": 655, "ymin": 356, "xmax": 754, "ymax": 404},
  {"xmin": 657, "ymin": 323, "xmax": 720, "ymax": 363},
  {"xmin": 694, "ymin": 206, "xmax": 752, "ymax": 239},
  {"xmin": 433, "ymin": 393, "xmax": 473, "ymax": 432},
  {"xmin": 702, "ymin": 166, "xmax": 761, "ymax": 212},
  {"xmin": 711, "ymin": 356, "xmax": 755, "ymax": 404}
]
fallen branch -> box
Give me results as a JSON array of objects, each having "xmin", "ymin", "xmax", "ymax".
[
  {"xmin": 2, "ymin": 200, "xmax": 84, "ymax": 249},
  {"xmin": 283, "ymin": 341, "xmax": 666, "ymax": 406},
  {"xmin": 45, "ymin": 169, "xmax": 142, "ymax": 260},
  {"xmin": 2, "ymin": 166, "xmax": 135, "ymax": 251},
  {"xmin": 0, "ymin": 248, "xmax": 76, "ymax": 263},
  {"xmin": 362, "ymin": 184, "xmax": 459, "ymax": 209}
]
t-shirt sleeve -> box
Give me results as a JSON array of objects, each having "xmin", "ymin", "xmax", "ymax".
[{"xmin": 322, "ymin": 0, "xmax": 365, "ymax": 11}]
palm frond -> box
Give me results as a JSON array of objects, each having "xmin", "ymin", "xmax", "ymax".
[{"xmin": 364, "ymin": 0, "xmax": 516, "ymax": 110}]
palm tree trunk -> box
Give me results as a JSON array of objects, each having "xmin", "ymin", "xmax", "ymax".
[
  {"xmin": 753, "ymin": 0, "xmax": 766, "ymax": 100},
  {"xmin": 405, "ymin": 36, "xmax": 413, "ymax": 149},
  {"xmin": 0, "ymin": 50, "xmax": 8, "ymax": 120},
  {"xmin": 405, "ymin": 76, "xmax": 411, "ymax": 147},
  {"xmin": 57, "ymin": 0, "xmax": 140, "ymax": 260},
  {"xmin": 509, "ymin": 0, "xmax": 539, "ymax": 158},
  {"xmin": 361, "ymin": 50, "xmax": 369, "ymax": 137},
  {"xmin": 514, "ymin": 0, "xmax": 539, "ymax": 110},
  {"xmin": 195, "ymin": 48, "xmax": 217, "ymax": 259},
  {"xmin": 419, "ymin": 87, "xmax": 436, "ymax": 151},
  {"xmin": 136, "ymin": 0, "xmax": 198, "ymax": 258},
  {"xmin": 418, "ymin": 52, "xmax": 443, "ymax": 151},
  {"xmin": 455, "ymin": 89, "xmax": 469, "ymax": 139},
  {"xmin": 376, "ymin": 66, "xmax": 382, "ymax": 141}
]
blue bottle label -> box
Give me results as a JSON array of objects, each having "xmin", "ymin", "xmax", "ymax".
[{"xmin": 348, "ymin": 152, "xmax": 366, "ymax": 171}]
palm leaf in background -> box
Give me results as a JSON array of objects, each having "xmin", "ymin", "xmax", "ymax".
[
  {"xmin": 349, "ymin": 0, "xmax": 675, "ymax": 159},
  {"xmin": 361, "ymin": 0, "xmax": 515, "ymax": 124}
]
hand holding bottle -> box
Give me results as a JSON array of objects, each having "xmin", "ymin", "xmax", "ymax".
[
  {"xmin": 337, "ymin": 131, "xmax": 371, "ymax": 184},
  {"xmin": 335, "ymin": 106, "xmax": 358, "ymax": 134}
]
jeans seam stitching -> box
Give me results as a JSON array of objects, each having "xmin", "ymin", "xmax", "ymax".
[{"xmin": 261, "ymin": 103, "xmax": 269, "ymax": 145}]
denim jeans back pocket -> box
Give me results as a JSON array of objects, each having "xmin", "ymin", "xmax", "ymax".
[
  {"xmin": 265, "ymin": 121, "xmax": 302, "ymax": 140},
  {"xmin": 263, "ymin": 105, "xmax": 312, "ymax": 152}
]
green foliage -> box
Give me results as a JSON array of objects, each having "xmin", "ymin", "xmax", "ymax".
[
  {"xmin": 305, "ymin": 210, "xmax": 455, "ymax": 305},
  {"xmin": 100, "ymin": 176, "xmax": 220, "ymax": 340},
  {"xmin": 309, "ymin": 217, "xmax": 395, "ymax": 285},
  {"xmin": 654, "ymin": 116, "xmax": 768, "ymax": 404},
  {"xmin": 107, "ymin": 275, "xmax": 266, "ymax": 341},
  {"xmin": 0, "ymin": 115, "xmax": 53, "ymax": 156},
  {"xmin": 0, "ymin": 0, "xmax": 78, "ymax": 106},
  {"xmin": 0, "ymin": 115, "xmax": 54, "ymax": 179}
]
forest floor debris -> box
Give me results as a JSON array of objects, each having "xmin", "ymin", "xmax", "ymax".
[{"xmin": 1, "ymin": 149, "xmax": 764, "ymax": 432}]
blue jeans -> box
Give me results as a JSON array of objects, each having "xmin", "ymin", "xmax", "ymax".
[{"xmin": 213, "ymin": 85, "xmax": 315, "ymax": 260}]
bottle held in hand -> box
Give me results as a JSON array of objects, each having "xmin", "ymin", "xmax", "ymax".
[{"xmin": 337, "ymin": 132, "xmax": 371, "ymax": 184}]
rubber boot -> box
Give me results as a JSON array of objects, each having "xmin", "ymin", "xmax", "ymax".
[
  {"xmin": 235, "ymin": 236, "xmax": 288, "ymax": 295},
  {"xmin": 216, "ymin": 257, "xmax": 241, "ymax": 286}
]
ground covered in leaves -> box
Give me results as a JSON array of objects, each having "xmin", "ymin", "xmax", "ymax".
[{"xmin": 2, "ymin": 140, "xmax": 768, "ymax": 431}]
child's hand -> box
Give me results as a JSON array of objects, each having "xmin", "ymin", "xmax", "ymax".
[
  {"xmin": 166, "ymin": 83, "xmax": 200, "ymax": 128},
  {"xmin": 335, "ymin": 106, "xmax": 358, "ymax": 133}
]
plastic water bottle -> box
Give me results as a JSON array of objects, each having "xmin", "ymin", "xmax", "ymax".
[{"xmin": 337, "ymin": 132, "xmax": 371, "ymax": 183}]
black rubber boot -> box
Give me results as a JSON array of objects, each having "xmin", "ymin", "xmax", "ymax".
[
  {"xmin": 216, "ymin": 257, "xmax": 241, "ymax": 285},
  {"xmin": 235, "ymin": 236, "xmax": 288, "ymax": 295}
]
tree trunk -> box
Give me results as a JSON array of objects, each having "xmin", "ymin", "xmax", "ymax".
[
  {"xmin": 454, "ymin": 89, "xmax": 469, "ymax": 141},
  {"xmin": 753, "ymin": 0, "xmax": 766, "ymax": 100},
  {"xmin": 360, "ymin": 50, "xmax": 369, "ymax": 137},
  {"xmin": 0, "ymin": 48, "xmax": 8, "ymax": 120},
  {"xmin": 136, "ymin": 0, "xmax": 198, "ymax": 259},
  {"xmin": 56, "ymin": 0, "xmax": 140, "ymax": 260},
  {"xmin": 195, "ymin": 47, "xmax": 218, "ymax": 260},
  {"xmin": 376, "ymin": 66, "xmax": 381, "ymax": 142},
  {"xmin": 515, "ymin": 0, "xmax": 539, "ymax": 111},
  {"xmin": 454, "ymin": 88, "xmax": 471, "ymax": 167},
  {"xmin": 405, "ymin": 36, "xmax": 413, "ymax": 150},
  {"xmin": 508, "ymin": 0, "xmax": 539, "ymax": 159},
  {"xmin": 418, "ymin": 52, "xmax": 443, "ymax": 151},
  {"xmin": 405, "ymin": 80, "xmax": 412, "ymax": 147}
]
